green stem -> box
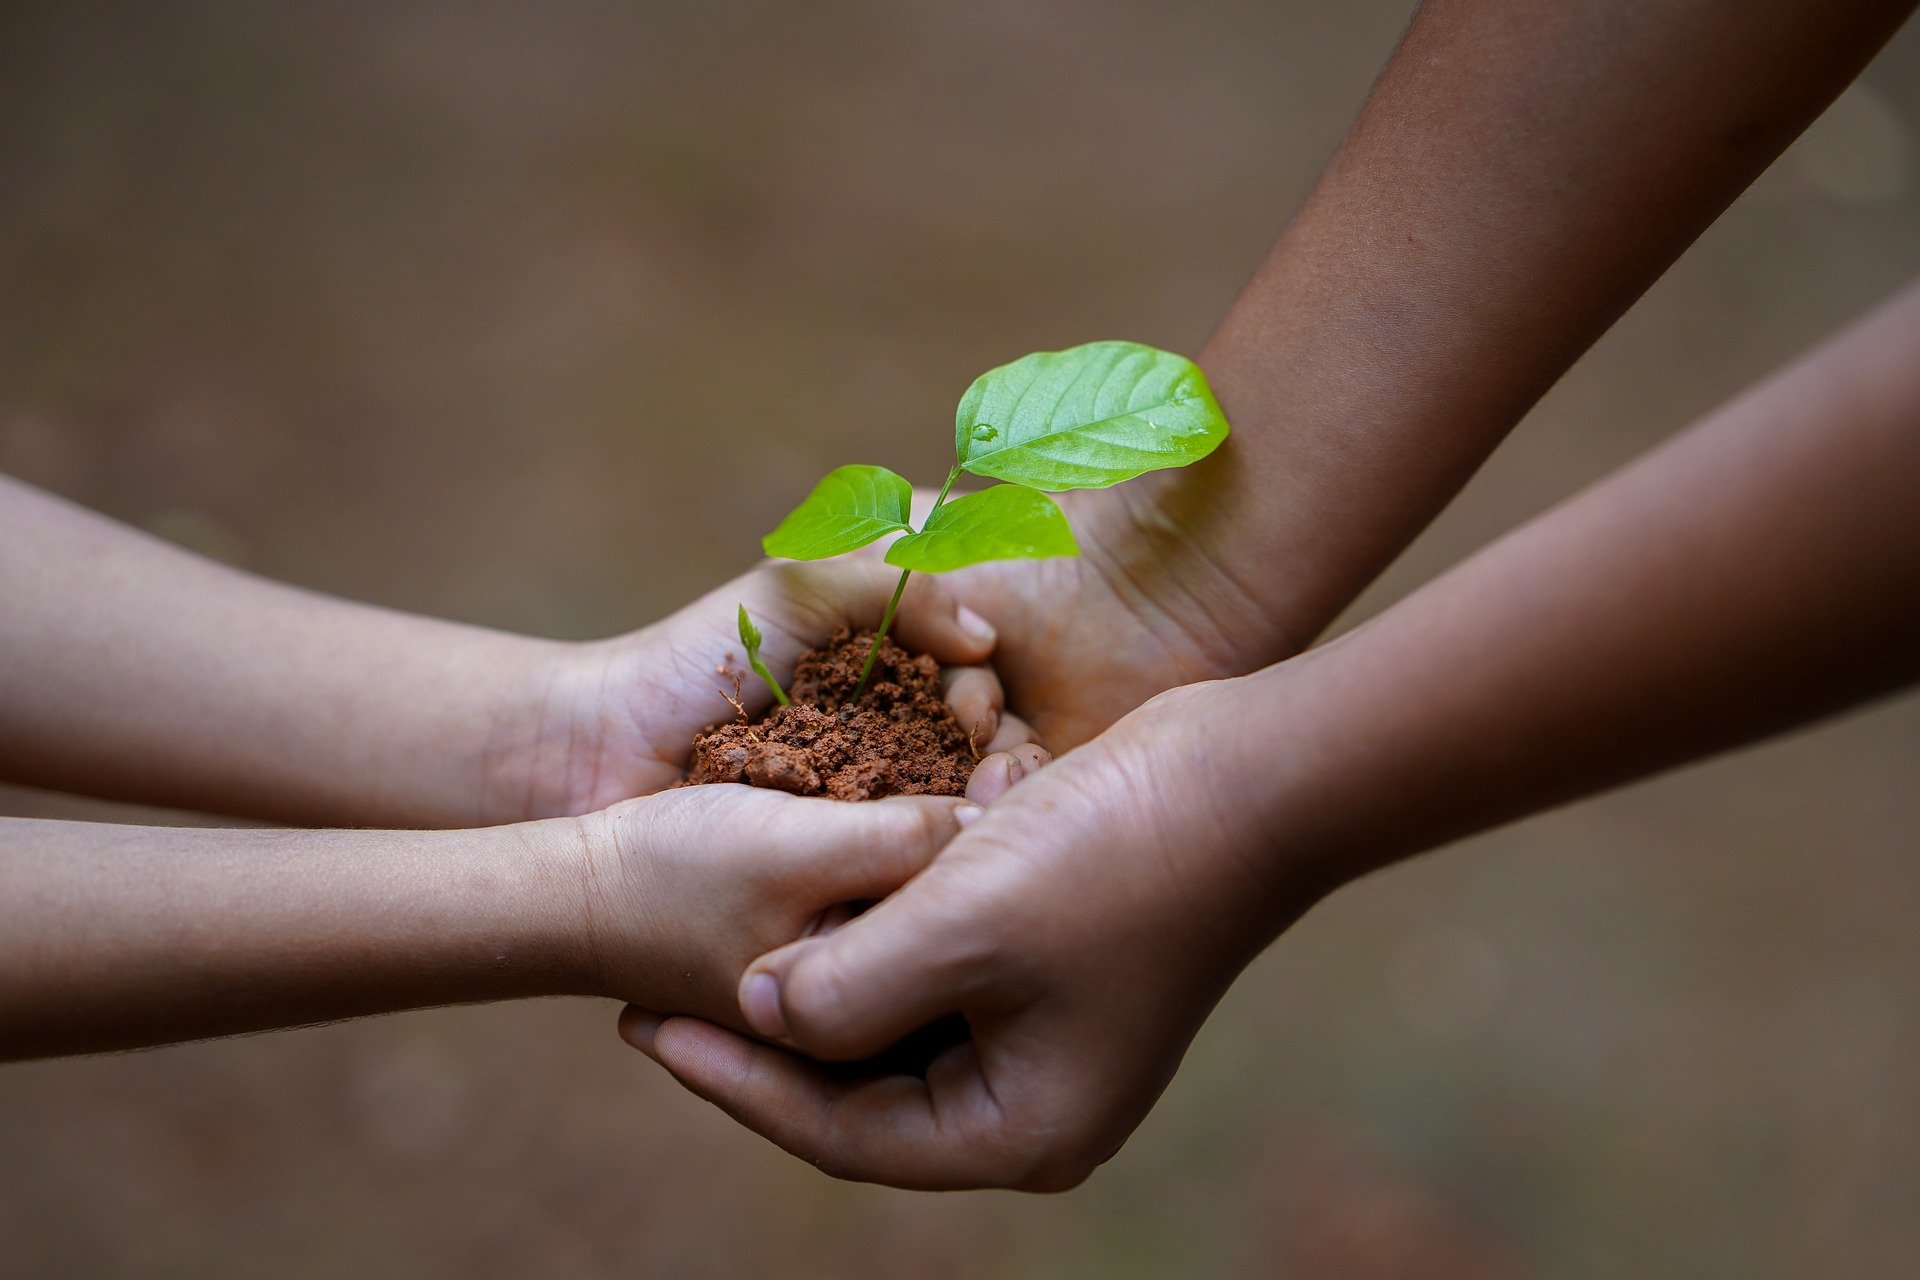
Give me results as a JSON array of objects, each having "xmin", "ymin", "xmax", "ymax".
[
  {"xmin": 849, "ymin": 567, "xmax": 911, "ymax": 704},
  {"xmin": 849, "ymin": 464, "xmax": 963, "ymax": 704},
  {"xmin": 749, "ymin": 654, "xmax": 791, "ymax": 706}
]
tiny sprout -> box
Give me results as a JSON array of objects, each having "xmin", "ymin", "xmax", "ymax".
[
  {"xmin": 760, "ymin": 340, "xmax": 1230, "ymax": 702},
  {"xmin": 736, "ymin": 604, "xmax": 790, "ymax": 707}
]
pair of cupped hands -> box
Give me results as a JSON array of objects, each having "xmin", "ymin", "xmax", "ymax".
[{"xmin": 513, "ymin": 486, "xmax": 1296, "ymax": 1192}]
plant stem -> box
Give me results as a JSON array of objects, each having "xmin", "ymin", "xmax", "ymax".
[
  {"xmin": 849, "ymin": 464, "xmax": 963, "ymax": 704},
  {"xmin": 849, "ymin": 567, "xmax": 911, "ymax": 704},
  {"xmin": 749, "ymin": 654, "xmax": 791, "ymax": 706}
]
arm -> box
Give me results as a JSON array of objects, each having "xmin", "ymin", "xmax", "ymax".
[
  {"xmin": 0, "ymin": 476, "xmax": 1006, "ymax": 825},
  {"xmin": 626, "ymin": 278, "xmax": 1920, "ymax": 1189},
  {"xmin": 949, "ymin": 0, "xmax": 1915, "ymax": 748},
  {"xmin": 0, "ymin": 475, "xmax": 558, "ymax": 826},
  {"xmin": 0, "ymin": 787, "xmax": 975, "ymax": 1061}
]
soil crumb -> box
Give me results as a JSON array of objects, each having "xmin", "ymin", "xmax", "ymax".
[{"xmin": 684, "ymin": 628, "xmax": 977, "ymax": 800}]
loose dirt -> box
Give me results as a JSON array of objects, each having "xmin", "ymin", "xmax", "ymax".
[{"xmin": 684, "ymin": 628, "xmax": 978, "ymax": 800}]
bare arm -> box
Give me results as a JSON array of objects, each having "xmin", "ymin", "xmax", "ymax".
[
  {"xmin": 0, "ymin": 477, "xmax": 1007, "ymax": 826},
  {"xmin": 0, "ymin": 816, "xmax": 584, "ymax": 1059},
  {"xmin": 1170, "ymin": 0, "xmax": 1916, "ymax": 654},
  {"xmin": 0, "ymin": 787, "xmax": 973, "ymax": 1061},
  {"xmin": 0, "ymin": 475, "xmax": 558, "ymax": 826},
  {"xmin": 962, "ymin": 0, "xmax": 1915, "ymax": 745},
  {"xmin": 631, "ymin": 278, "xmax": 1920, "ymax": 1191}
]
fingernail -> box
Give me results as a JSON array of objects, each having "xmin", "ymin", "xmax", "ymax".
[
  {"xmin": 954, "ymin": 801, "xmax": 984, "ymax": 828},
  {"xmin": 740, "ymin": 972, "xmax": 789, "ymax": 1040},
  {"xmin": 957, "ymin": 606, "xmax": 996, "ymax": 646}
]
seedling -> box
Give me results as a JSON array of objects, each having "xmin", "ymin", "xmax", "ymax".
[
  {"xmin": 737, "ymin": 604, "xmax": 789, "ymax": 706},
  {"xmin": 754, "ymin": 340, "xmax": 1230, "ymax": 703}
]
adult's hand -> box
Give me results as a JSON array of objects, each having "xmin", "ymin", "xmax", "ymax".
[
  {"xmin": 621, "ymin": 278, "xmax": 1920, "ymax": 1190},
  {"xmin": 619, "ymin": 675, "xmax": 1303, "ymax": 1191},
  {"xmin": 897, "ymin": 484, "xmax": 1286, "ymax": 752},
  {"xmin": 915, "ymin": 0, "xmax": 1914, "ymax": 752}
]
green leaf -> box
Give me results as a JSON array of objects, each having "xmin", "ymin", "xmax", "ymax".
[
  {"xmin": 954, "ymin": 340, "xmax": 1229, "ymax": 491},
  {"xmin": 762, "ymin": 464, "xmax": 913, "ymax": 560},
  {"xmin": 885, "ymin": 485, "xmax": 1078, "ymax": 574}
]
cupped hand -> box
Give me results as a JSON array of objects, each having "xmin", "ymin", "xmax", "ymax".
[
  {"xmin": 617, "ymin": 673, "xmax": 1334, "ymax": 1191},
  {"xmin": 569, "ymin": 785, "xmax": 985, "ymax": 1030},
  {"xmin": 482, "ymin": 559, "xmax": 1039, "ymax": 822},
  {"xmin": 886, "ymin": 484, "xmax": 1287, "ymax": 752}
]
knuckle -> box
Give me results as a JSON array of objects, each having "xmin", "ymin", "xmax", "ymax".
[
  {"xmin": 781, "ymin": 955, "xmax": 858, "ymax": 1050},
  {"xmin": 882, "ymin": 798, "xmax": 952, "ymax": 858}
]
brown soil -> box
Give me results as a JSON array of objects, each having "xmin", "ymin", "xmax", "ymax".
[{"xmin": 684, "ymin": 627, "xmax": 978, "ymax": 800}]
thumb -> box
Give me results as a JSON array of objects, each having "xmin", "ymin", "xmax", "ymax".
[{"xmin": 738, "ymin": 879, "xmax": 996, "ymax": 1063}]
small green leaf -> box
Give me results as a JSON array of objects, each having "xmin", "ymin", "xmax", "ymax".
[
  {"xmin": 763, "ymin": 464, "xmax": 913, "ymax": 560},
  {"xmin": 885, "ymin": 485, "xmax": 1078, "ymax": 573},
  {"xmin": 954, "ymin": 340, "xmax": 1229, "ymax": 491},
  {"xmin": 736, "ymin": 604, "xmax": 789, "ymax": 706}
]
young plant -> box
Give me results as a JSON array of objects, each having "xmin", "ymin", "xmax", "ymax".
[
  {"xmin": 758, "ymin": 340, "xmax": 1230, "ymax": 702},
  {"xmin": 737, "ymin": 604, "xmax": 789, "ymax": 706}
]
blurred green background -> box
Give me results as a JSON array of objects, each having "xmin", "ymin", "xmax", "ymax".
[{"xmin": 2, "ymin": 3, "xmax": 1918, "ymax": 1276}]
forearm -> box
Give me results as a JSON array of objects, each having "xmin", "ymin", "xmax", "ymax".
[
  {"xmin": 0, "ymin": 476, "xmax": 565, "ymax": 826},
  {"xmin": 1121, "ymin": 0, "xmax": 1913, "ymax": 664},
  {"xmin": 1235, "ymin": 280, "xmax": 1920, "ymax": 896},
  {"xmin": 0, "ymin": 814, "xmax": 590, "ymax": 1059}
]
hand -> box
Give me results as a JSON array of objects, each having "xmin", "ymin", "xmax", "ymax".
[
  {"xmin": 893, "ymin": 483, "xmax": 1292, "ymax": 752},
  {"xmin": 571, "ymin": 784, "xmax": 987, "ymax": 1029},
  {"xmin": 617, "ymin": 674, "xmax": 1333, "ymax": 1190},
  {"xmin": 480, "ymin": 559, "xmax": 1036, "ymax": 822}
]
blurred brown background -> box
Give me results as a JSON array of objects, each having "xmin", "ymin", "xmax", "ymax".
[{"xmin": 2, "ymin": 2, "xmax": 1918, "ymax": 1276}]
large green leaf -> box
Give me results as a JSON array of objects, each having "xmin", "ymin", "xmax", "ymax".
[
  {"xmin": 954, "ymin": 340, "xmax": 1229, "ymax": 491},
  {"xmin": 762, "ymin": 464, "xmax": 913, "ymax": 560},
  {"xmin": 885, "ymin": 485, "xmax": 1078, "ymax": 573}
]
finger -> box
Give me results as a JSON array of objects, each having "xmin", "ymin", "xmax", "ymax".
[
  {"xmin": 965, "ymin": 742, "xmax": 1051, "ymax": 805},
  {"xmin": 887, "ymin": 573, "xmax": 996, "ymax": 666},
  {"xmin": 738, "ymin": 877, "xmax": 1000, "ymax": 1061},
  {"xmin": 746, "ymin": 560, "xmax": 990, "ymax": 670},
  {"xmin": 618, "ymin": 1005, "xmax": 664, "ymax": 1058},
  {"xmin": 941, "ymin": 666, "xmax": 1003, "ymax": 753},
  {"xmin": 985, "ymin": 712, "xmax": 1038, "ymax": 755},
  {"xmin": 646, "ymin": 1016, "xmax": 1018, "ymax": 1190},
  {"xmin": 783, "ymin": 793, "xmax": 980, "ymax": 903}
]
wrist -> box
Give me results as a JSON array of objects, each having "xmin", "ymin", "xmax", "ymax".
[
  {"xmin": 449, "ymin": 815, "xmax": 604, "ymax": 1001},
  {"xmin": 470, "ymin": 638, "xmax": 627, "ymax": 824},
  {"xmin": 1101, "ymin": 660, "xmax": 1396, "ymax": 969},
  {"xmin": 1214, "ymin": 645, "xmax": 1426, "ymax": 920},
  {"xmin": 1097, "ymin": 469, "xmax": 1319, "ymax": 674}
]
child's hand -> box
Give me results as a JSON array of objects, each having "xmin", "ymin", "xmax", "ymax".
[
  {"xmin": 570, "ymin": 784, "xmax": 980, "ymax": 1029},
  {"xmin": 483, "ymin": 560, "xmax": 1038, "ymax": 821}
]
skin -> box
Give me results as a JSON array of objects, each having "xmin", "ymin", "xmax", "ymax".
[
  {"xmin": 0, "ymin": 786, "xmax": 981, "ymax": 1060},
  {"xmin": 0, "ymin": 472, "xmax": 1032, "ymax": 826},
  {"xmin": 626, "ymin": 273, "xmax": 1920, "ymax": 1191},
  {"xmin": 927, "ymin": 0, "xmax": 1916, "ymax": 751},
  {"xmin": 0, "ymin": 481, "xmax": 1047, "ymax": 1059}
]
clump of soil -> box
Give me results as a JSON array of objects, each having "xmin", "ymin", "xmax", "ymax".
[{"xmin": 684, "ymin": 628, "xmax": 979, "ymax": 800}]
